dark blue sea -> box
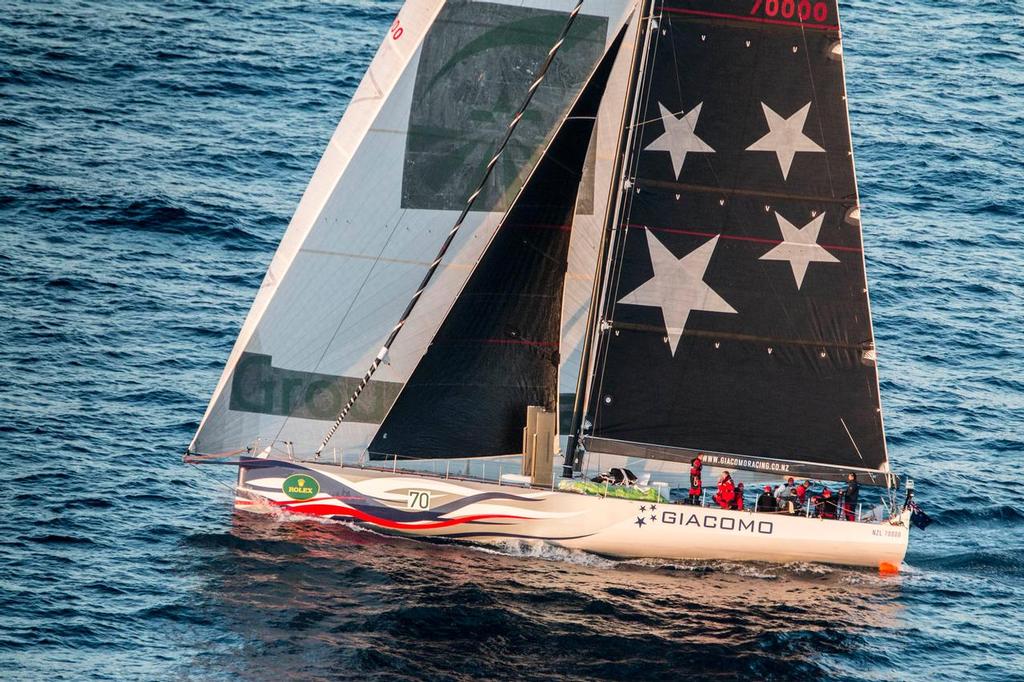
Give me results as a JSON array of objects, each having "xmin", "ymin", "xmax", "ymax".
[{"xmin": 2, "ymin": 1, "xmax": 1022, "ymax": 679}]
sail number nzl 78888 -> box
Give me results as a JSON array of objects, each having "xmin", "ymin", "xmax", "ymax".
[{"xmin": 872, "ymin": 529, "xmax": 903, "ymax": 538}]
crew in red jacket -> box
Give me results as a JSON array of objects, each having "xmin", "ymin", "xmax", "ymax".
[
  {"xmin": 795, "ymin": 480, "xmax": 811, "ymax": 506},
  {"xmin": 733, "ymin": 482, "xmax": 745, "ymax": 511},
  {"xmin": 713, "ymin": 471, "xmax": 735, "ymax": 510},
  {"xmin": 817, "ymin": 488, "xmax": 838, "ymax": 519},
  {"xmin": 688, "ymin": 454, "xmax": 703, "ymax": 505}
]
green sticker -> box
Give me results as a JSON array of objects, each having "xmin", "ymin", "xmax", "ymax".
[{"xmin": 282, "ymin": 474, "xmax": 320, "ymax": 500}]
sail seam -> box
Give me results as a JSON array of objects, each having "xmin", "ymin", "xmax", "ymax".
[
  {"xmin": 623, "ymin": 223, "xmax": 862, "ymax": 253},
  {"xmin": 299, "ymin": 248, "xmax": 474, "ymax": 268},
  {"xmin": 633, "ymin": 177, "xmax": 855, "ymax": 204},
  {"xmin": 604, "ymin": 321, "xmax": 875, "ymax": 351}
]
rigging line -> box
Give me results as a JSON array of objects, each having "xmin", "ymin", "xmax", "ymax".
[
  {"xmin": 314, "ymin": 0, "xmax": 589, "ymax": 458},
  {"xmin": 185, "ymin": 461, "xmax": 247, "ymax": 500},
  {"xmin": 183, "ymin": 448, "xmax": 247, "ymax": 464},
  {"xmin": 798, "ymin": 9, "xmax": 839, "ymax": 203},
  {"xmin": 840, "ymin": 417, "xmax": 866, "ymax": 461},
  {"xmin": 587, "ymin": 1, "xmax": 661, "ymax": 443},
  {"xmin": 589, "ymin": 17, "xmax": 651, "ymax": 425}
]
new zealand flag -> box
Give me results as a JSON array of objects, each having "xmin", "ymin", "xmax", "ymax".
[{"xmin": 908, "ymin": 502, "xmax": 933, "ymax": 530}]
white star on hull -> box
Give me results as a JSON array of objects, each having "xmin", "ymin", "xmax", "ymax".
[
  {"xmin": 760, "ymin": 211, "xmax": 840, "ymax": 289},
  {"xmin": 746, "ymin": 102, "xmax": 825, "ymax": 180},
  {"xmin": 618, "ymin": 230, "xmax": 736, "ymax": 355}
]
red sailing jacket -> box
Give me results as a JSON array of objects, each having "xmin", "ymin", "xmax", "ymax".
[{"xmin": 715, "ymin": 479, "xmax": 735, "ymax": 509}]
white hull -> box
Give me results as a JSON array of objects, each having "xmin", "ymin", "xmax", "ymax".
[{"xmin": 235, "ymin": 459, "xmax": 910, "ymax": 570}]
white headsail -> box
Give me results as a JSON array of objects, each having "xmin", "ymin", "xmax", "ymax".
[{"xmin": 191, "ymin": 0, "xmax": 636, "ymax": 457}]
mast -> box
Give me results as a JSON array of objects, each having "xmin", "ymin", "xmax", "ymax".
[{"xmin": 564, "ymin": 0, "xmax": 656, "ymax": 476}]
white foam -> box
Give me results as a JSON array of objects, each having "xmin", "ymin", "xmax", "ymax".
[{"xmin": 469, "ymin": 539, "xmax": 618, "ymax": 569}]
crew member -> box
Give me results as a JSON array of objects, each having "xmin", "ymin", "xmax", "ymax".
[
  {"xmin": 817, "ymin": 487, "xmax": 838, "ymax": 519},
  {"xmin": 688, "ymin": 454, "xmax": 703, "ymax": 505},
  {"xmin": 776, "ymin": 477, "xmax": 797, "ymax": 513},
  {"xmin": 795, "ymin": 480, "xmax": 811, "ymax": 507},
  {"xmin": 713, "ymin": 471, "xmax": 735, "ymax": 510},
  {"xmin": 733, "ymin": 482, "xmax": 745, "ymax": 511},
  {"xmin": 843, "ymin": 473, "xmax": 860, "ymax": 521},
  {"xmin": 756, "ymin": 485, "xmax": 776, "ymax": 512}
]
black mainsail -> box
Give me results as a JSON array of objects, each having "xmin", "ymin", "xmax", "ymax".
[{"xmin": 574, "ymin": 0, "xmax": 892, "ymax": 484}]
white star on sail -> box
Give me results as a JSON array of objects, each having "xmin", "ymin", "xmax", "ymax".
[
  {"xmin": 746, "ymin": 102, "xmax": 824, "ymax": 180},
  {"xmin": 760, "ymin": 211, "xmax": 839, "ymax": 289},
  {"xmin": 644, "ymin": 102, "xmax": 714, "ymax": 179},
  {"xmin": 618, "ymin": 230, "xmax": 736, "ymax": 355}
]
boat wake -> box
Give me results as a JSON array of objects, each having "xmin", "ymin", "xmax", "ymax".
[{"xmin": 467, "ymin": 539, "xmax": 619, "ymax": 569}]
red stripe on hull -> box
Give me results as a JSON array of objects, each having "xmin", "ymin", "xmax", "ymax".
[{"xmin": 274, "ymin": 501, "xmax": 530, "ymax": 530}]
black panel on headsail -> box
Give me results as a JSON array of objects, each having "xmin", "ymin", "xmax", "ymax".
[
  {"xmin": 368, "ymin": 33, "xmax": 625, "ymax": 460},
  {"xmin": 581, "ymin": 0, "xmax": 889, "ymax": 480}
]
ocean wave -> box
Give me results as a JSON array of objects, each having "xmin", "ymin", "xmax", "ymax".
[
  {"xmin": 84, "ymin": 197, "xmax": 256, "ymax": 241},
  {"xmin": 934, "ymin": 505, "xmax": 1024, "ymax": 526},
  {"xmin": 182, "ymin": 531, "xmax": 309, "ymax": 556},
  {"xmin": 22, "ymin": 534, "xmax": 94, "ymax": 545},
  {"xmin": 914, "ymin": 550, "xmax": 1024, "ymax": 576}
]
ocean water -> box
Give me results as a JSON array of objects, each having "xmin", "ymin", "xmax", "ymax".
[{"xmin": 1, "ymin": 0, "xmax": 1022, "ymax": 680}]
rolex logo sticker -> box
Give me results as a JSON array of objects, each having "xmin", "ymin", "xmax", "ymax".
[{"xmin": 282, "ymin": 474, "xmax": 319, "ymax": 500}]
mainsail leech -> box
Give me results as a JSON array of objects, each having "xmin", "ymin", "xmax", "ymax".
[{"xmin": 314, "ymin": 0, "xmax": 589, "ymax": 458}]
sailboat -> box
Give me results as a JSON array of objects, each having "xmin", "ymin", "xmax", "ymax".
[{"xmin": 187, "ymin": 0, "xmax": 919, "ymax": 570}]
